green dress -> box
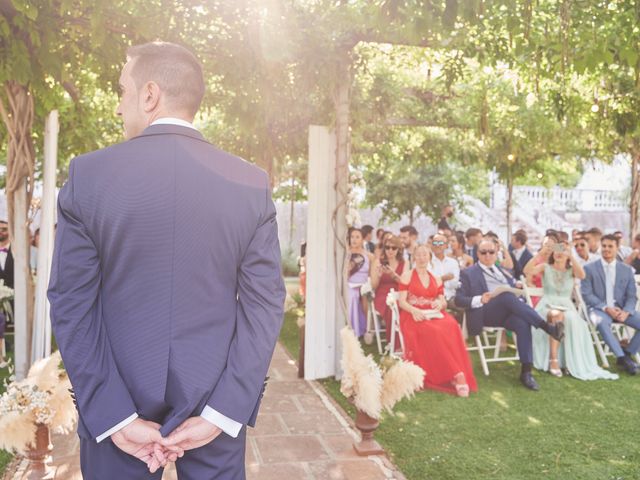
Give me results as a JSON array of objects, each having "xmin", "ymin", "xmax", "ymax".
[{"xmin": 532, "ymin": 267, "xmax": 618, "ymax": 380}]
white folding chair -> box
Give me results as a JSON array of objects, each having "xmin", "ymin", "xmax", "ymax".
[
  {"xmin": 360, "ymin": 280, "xmax": 386, "ymax": 355},
  {"xmin": 463, "ymin": 313, "xmax": 519, "ymax": 376},
  {"xmin": 384, "ymin": 289, "xmax": 404, "ymax": 358}
]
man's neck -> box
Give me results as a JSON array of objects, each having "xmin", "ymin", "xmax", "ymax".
[
  {"xmin": 0, "ymin": 241, "xmax": 9, "ymax": 249},
  {"xmin": 434, "ymin": 252, "xmax": 445, "ymax": 261},
  {"xmin": 480, "ymin": 262, "xmax": 494, "ymax": 269}
]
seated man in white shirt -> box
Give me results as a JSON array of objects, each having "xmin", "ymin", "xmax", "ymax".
[
  {"xmin": 430, "ymin": 233, "xmax": 460, "ymax": 306},
  {"xmin": 573, "ymin": 232, "xmax": 599, "ymax": 266}
]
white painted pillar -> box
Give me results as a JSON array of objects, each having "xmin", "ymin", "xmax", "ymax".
[
  {"xmin": 32, "ymin": 110, "xmax": 58, "ymax": 362},
  {"xmin": 12, "ymin": 181, "xmax": 30, "ymax": 379},
  {"xmin": 304, "ymin": 126, "xmax": 340, "ymax": 379}
]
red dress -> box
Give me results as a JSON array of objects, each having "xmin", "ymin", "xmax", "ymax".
[{"xmin": 399, "ymin": 270, "xmax": 478, "ymax": 394}]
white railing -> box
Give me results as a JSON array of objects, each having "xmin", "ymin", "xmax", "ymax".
[{"xmin": 511, "ymin": 186, "xmax": 627, "ymax": 211}]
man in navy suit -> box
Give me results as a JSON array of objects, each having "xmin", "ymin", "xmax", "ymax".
[
  {"xmin": 582, "ymin": 234, "xmax": 640, "ymax": 375},
  {"xmin": 455, "ymin": 238, "xmax": 564, "ymax": 390},
  {"xmin": 48, "ymin": 42, "xmax": 285, "ymax": 479},
  {"xmin": 509, "ymin": 229, "xmax": 533, "ymax": 281}
]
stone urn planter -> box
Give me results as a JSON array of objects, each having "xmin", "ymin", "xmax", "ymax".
[
  {"xmin": 26, "ymin": 423, "xmax": 53, "ymax": 479},
  {"xmin": 352, "ymin": 409, "xmax": 384, "ymax": 456}
]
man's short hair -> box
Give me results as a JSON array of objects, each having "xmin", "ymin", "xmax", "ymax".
[
  {"xmin": 557, "ymin": 231, "xmax": 569, "ymax": 242},
  {"xmin": 127, "ymin": 42, "xmax": 205, "ymax": 117},
  {"xmin": 465, "ymin": 227, "xmax": 482, "ymax": 239},
  {"xmin": 601, "ymin": 233, "xmax": 619, "ymax": 246},
  {"xmin": 586, "ymin": 227, "xmax": 603, "ymax": 237},
  {"xmin": 361, "ymin": 225, "xmax": 374, "ymax": 236},
  {"xmin": 400, "ymin": 225, "xmax": 418, "ymax": 237},
  {"xmin": 513, "ymin": 230, "xmax": 527, "ymax": 245}
]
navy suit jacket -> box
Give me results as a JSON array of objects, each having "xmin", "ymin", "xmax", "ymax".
[
  {"xmin": 581, "ymin": 260, "xmax": 637, "ymax": 313},
  {"xmin": 455, "ymin": 263, "xmax": 516, "ymax": 336},
  {"xmin": 509, "ymin": 245, "xmax": 533, "ymax": 281},
  {"xmin": 48, "ymin": 124, "xmax": 286, "ymax": 440}
]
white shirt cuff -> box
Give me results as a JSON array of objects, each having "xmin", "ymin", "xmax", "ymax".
[
  {"xmin": 96, "ymin": 412, "xmax": 138, "ymax": 443},
  {"xmin": 471, "ymin": 295, "xmax": 483, "ymax": 309},
  {"xmin": 201, "ymin": 405, "xmax": 242, "ymax": 438}
]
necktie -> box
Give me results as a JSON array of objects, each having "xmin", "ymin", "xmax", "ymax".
[
  {"xmin": 605, "ymin": 264, "xmax": 615, "ymax": 307},
  {"xmin": 0, "ymin": 248, "xmax": 8, "ymax": 253}
]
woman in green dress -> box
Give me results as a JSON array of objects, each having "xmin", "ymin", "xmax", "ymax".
[{"xmin": 525, "ymin": 241, "xmax": 618, "ymax": 380}]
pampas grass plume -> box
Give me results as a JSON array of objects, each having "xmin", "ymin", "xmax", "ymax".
[
  {"xmin": 26, "ymin": 350, "xmax": 62, "ymax": 391},
  {"xmin": 49, "ymin": 373, "xmax": 76, "ymax": 434},
  {"xmin": 339, "ymin": 327, "xmax": 383, "ymax": 419},
  {"xmin": 381, "ymin": 360, "xmax": 425, "ymax": 414},
  {"xmin": 0, "ymin": 411, "xmax": 37, "ymax": 453}
]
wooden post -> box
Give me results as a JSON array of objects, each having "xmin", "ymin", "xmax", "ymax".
[
  {"xmin": 304, "ymin": 126, "xmax": 339, "ymax": 379},
  {"xmin": 12, "ymin": 180, "xmax": 30, "ymax": 379},
  {"xmin": 32, "ymin": 110, "xmax": 58, "ymax": 362}
]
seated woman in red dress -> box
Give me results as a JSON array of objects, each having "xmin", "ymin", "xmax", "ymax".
[{"xmin": 398, "ymin": 244, "xmax": 478, "ymax": 397}]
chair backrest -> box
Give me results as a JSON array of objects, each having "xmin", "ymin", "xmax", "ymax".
[
  {"xmin": 572, "ymin": 284, "xmax": 594, "ymax": 324},
  {"xmin": 385, "ymin": 289, "xmax": 404, "ymax": 357},
  {"xmin": 521, "ymin": 279, "xmax": 544, "ymax": 308}
]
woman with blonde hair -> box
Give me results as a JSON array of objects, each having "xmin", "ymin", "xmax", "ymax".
[{"xmin": 398, "ymin": 244, "xmax": 477, "ymax": 396}]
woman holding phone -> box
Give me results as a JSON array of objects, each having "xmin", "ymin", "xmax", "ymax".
[
  {"xmin": 372, "ymin": 235, "xmax": 408, "ymax": 348},
  {"xmin": 524, "ymin": 240, "xmax": 618, "ymax": 380}
]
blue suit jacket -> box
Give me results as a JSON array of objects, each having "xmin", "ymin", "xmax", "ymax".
[
  {"xmin": 455, "ymin": 263, "xmax": 516, "ymax": 336},
  {"xmin": 48, "ymin": 124, "xmax": 286, "ymax": 440},
  {"xmin": 581, "ymin": 260, "xmax": 637, "ymax": 313},
  {"xmin": 509, "ymin": 245, "xmax": 533, "ymax": 281}
]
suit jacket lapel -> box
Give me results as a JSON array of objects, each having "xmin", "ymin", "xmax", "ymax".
[
  {"xmin": 594, "ymin": 261, "xmax": 607, "ymax": 298},
  {"xmin": 475, "ymin": 265, "xmax": 489, "ymax": 293}
]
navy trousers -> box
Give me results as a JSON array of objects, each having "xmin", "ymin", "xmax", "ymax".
[
  {"xmin": 80, "ymin": 427, "xmax": 246, "ymax": 480},
  {"xmin": 481, "ymin": 293, "xmax": 546, "ymax": 364}
]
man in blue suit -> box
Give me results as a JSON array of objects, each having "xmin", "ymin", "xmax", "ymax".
[
  {"xmin": 48, "ymin": 42, "xmax": 285, "ymax": 479},
  {"xmin": 582, "ymin": 234, "xmax": 640, "ymax": 375},
  {"xmin": 455, "ymin": 238, "xmax": 564, "ymax": 390},
  {"xmin": 509, "ymin": 229, "xmax": 533, "ymax": 281}
]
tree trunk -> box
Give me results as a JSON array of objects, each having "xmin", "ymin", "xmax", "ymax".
[
  {"xmin": 333, "ymin": 51, "xmax": 352, "ymax": 378},
  {"xmin": 409, "ymin": 208, "xmax": 414, "ymax": 226},
  {"xmin": 506, "ymin": 178, "xmax": 513, "ymax": 240},
  {"xmin": 630, "ymin": 144, "xmax": 640, "ymax": 241},
  {"xmin": 0, "ymin": 81, "xmax": 35, "ymax": 379}
]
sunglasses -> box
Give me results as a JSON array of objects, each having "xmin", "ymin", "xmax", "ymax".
[
  {"xmin": 478, "ymin": 250, "xmax": 496, "ymax": 255},
  {"xmin": 432, "ymin": 241, "xmax": 446, "ymax": 246},
  {"xmin": 384, "ymin": 245, "xmax": 399, "ymax": 251},
  {"xmin": 576, "ymin": 242, "xmax": 587, "ymax": 247}
]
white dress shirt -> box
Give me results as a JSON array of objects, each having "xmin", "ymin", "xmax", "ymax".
[
  {"xmin": 601, "ymin": 258, "xmax": 616, "ymax": 308},
  {"xmin": 0, "ymin": 245, "xmax": 9, "ymax": 270},
  {"xmin": 430, "ymin": 254, "xmax": 460, "ymax": 300},
  {"xmin": 96, "ymin": 117, "xmax": 242, "ymax": 443},
  {"xmin": 512, "ymin": 245, "xmax": 526, "ymax": 262}
]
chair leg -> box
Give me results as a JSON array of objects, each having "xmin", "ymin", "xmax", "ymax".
[{"xmin": 476, "ymin": 335, "xmax": 490, "ymax": 376}]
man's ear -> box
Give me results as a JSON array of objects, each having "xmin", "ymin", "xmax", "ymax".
[{"xmin": 143, "ymin": 81, "xmax": 161, "ymax": 113}]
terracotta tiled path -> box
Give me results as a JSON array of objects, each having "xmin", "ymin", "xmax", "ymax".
[{"xmin": 5, "ymin": 343, "xmax": 403, "ymax": 480}]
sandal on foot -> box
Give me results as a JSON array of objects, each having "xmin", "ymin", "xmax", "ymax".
[
  {"xmin": 549, "ymin": 359, "xmax": 563, "ymax": 378},
  {"xmin": 454, "ymin": 383, "xmax": 470, "ymax": 397}
]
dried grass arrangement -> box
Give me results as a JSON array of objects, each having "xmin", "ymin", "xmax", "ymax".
[
  {"xmin": 340, "ymin": 326, "xmax": 424, "ymax": 420},
  {"xmin": 0, "ymin": 351, "xmax": 76, "ymax": 453}
]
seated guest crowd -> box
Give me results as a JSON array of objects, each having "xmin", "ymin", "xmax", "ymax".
[{"xmin": 347, "ymin": 213, "xmax": 640, "ymax": 397}]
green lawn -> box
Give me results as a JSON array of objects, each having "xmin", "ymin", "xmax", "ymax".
[{"xmin": 280, "ymin": 311, "xmax": 640, "ymax": 480}]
